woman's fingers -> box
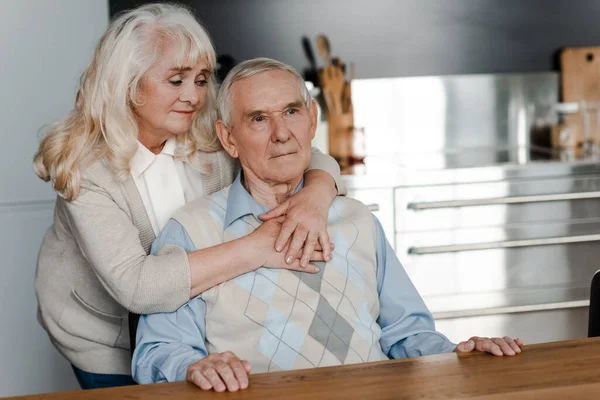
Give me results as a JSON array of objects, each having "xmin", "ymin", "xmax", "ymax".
[
  {"xmin": 300, "ymin": 231, "xmax": 320, "ymax": 268},
  {"xmin": 318, "ymin": 230, "xmax": 333, "ymax": 262},
  {"xmin": 258, "ymin": 201, "xmax": 288, "ymax": 222}
]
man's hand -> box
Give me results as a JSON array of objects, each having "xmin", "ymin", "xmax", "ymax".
[
  {"xmin": 259, "ymin": 170, "xmax": 336, "ymax": 268},
  {"xmin": 455, "ymin": 336, "xmax": 523, "ymax": 356},
  {"xmin": 249, "ymin": 217, "xmax": 323, "ymax": 273},
  {"xmin": 186, "ymin": 352, "xmax": 251, "ymax": 392}
]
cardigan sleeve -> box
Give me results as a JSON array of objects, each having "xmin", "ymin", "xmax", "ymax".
[
  {"xmin": 308, "ymin": 147, "xmax": 347, "ymax": 195},
  {"xmin": 63, "ymin": 177, "xmax": 191, "ymax": 314}
]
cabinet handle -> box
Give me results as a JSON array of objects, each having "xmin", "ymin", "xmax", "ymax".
[
  {"xmin": 408, "ymin": 233, "xmax": 600, "ymax": 255},
  {"xmin": 366, "ymin": 204, "xmax": 380, "ymax": 212},
  {"xmin": 407, "ymin": 191, "xmax": 600, "ymax": 210}
]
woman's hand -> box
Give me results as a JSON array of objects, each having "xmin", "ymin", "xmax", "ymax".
[
  {"xmin": 186, "ymin": 351, "xmax": 251, "ymax": 392},
  {"xmin": 259, "ymin": 170, "xmax": 337, "ymax": 268},
  {"xmin": 249, "ymin": 218, "xmax": 322, "ymax": 273}
]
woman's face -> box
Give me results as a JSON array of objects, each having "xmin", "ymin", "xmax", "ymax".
[{"xmin": 134, "ymin": 44, "xmax": 210, "ymax": 149}]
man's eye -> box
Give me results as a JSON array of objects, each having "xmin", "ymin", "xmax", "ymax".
[
  {"xmin": 169, "ymin": 80, "xmax": 183, "ymax": 86},
  {"xmin": 286, "ymin": 108, "xmax": 298, "ymax": 115},
  {"xmin": 253, "ymin": 116, "xmax": 265, "ymax": 122}
]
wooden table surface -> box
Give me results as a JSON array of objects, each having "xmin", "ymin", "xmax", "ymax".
[{"xmin": 7, "ymin": 337, "xmax": 600, "ymax": 400}]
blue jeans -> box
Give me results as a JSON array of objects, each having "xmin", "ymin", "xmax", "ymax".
[{"xmin": 71, "ymin": 365, "xmax": 136, "ymax": 390}]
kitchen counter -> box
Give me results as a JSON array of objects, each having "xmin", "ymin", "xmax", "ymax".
[{"xmin": 341, "ymin": 146, "xmax": 600, "ymax": 189}]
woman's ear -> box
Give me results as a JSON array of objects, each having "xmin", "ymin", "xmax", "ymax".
[{"xmin": 216, "ymin": 120, "xmax": 239, "ymax": 159}]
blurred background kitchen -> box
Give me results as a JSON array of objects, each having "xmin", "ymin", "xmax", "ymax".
[{"xmin": 3, "ymin": 0, "xmax": 600, "ymax": 396}]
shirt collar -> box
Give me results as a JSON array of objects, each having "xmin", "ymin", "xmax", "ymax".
[
  {"xmin": 224, "ymin": 171, "xmax": 304, "ymax": 229},
  {"xmin": 130, "ymin": 137, "xmax": 178, "ymax": 179}
]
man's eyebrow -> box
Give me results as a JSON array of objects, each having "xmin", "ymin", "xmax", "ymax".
[
  {"xmin": 244, "ymin": 100, "xmax": 306, "ymax": 119},
  {"xmin": 285, "ymin": 101, "xmax": 305, "ymax": 109}
]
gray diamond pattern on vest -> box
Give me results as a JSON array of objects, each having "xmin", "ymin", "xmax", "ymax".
[
  {"xmin": 294, "ymin": 261, "xmax": 326, "ymax": 293},
  {"xmin": 306, "ymin": 294, "xmax": 354, "ymax": 362}
]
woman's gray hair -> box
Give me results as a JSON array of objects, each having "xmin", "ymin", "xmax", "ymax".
[
  {"xmin": 33, "ymin": 3, "xmax": 220, "ymax": 200},
  {"xmin": 216, "ymin": 58, "xmax": 312, "ymax": 127}
]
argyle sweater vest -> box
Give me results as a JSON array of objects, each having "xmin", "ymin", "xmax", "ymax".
[{"xmin": 172, "ymin": 188, "xmax": 388, "ymax": 373}]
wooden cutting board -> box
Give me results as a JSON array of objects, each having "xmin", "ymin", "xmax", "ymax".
[{"xmin": 560, "ymin": 47, "xmax": 600, "ymax": 148}]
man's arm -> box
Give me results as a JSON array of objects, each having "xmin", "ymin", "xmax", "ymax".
[
  {"xmin": 132, "ymin": 219, "xmax": 209, "ymax": 383},
  {"xmin": 374, "ymin": 217, "xmax": 457, "ymax": 358}
]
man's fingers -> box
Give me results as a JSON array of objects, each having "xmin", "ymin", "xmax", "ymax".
[
  {"xmin": 214, "ymin": 361, "xmax": 239, "ymax": 392},
  {"xmin": 477, "ymin": 339, "xmax": 503, "ymax": 356},
  {"xmin": 202, "ymin": 368, "xmax": 226, "ymax": 392},
  {"xmin": 455, "ymin": 339, "xmax": 475, "ymax": 352},
  {"xmin": 258, "ymin": 202, "xmax": 288, "ymax": 221},
  {"xmin": 230, "ymin": 360, "xmax": 250, "ymax": 390},
  {"xmin": 515, "ymin": 337, "xmax": 524, "ymax": 347},
  {"xmin": 503, "ymin": 336, "xmax": 522, "ymax": 354},
  {"xmin": 189, "ymin": 370, "xmax": 213, "ymax": 391},
  {"xmin": 242, "ymin": 360, "xmax": 252, "ymax": 373},
  {"xmin": 492, "ymin": 338, "xmax": 516, "ymax": 356}
]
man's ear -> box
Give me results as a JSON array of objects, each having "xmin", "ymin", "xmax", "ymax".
[
  {"xmin": 309, "ymin": 99, "xmax": 318, "ymax": 141},
  {"xmin": 215, "ymin": 120, "xmax": 239, "ymax": 159}
]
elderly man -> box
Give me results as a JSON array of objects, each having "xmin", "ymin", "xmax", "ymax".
[{"xmin": 132, "ymin": 58, "xmax": 523, "ymax": 392}]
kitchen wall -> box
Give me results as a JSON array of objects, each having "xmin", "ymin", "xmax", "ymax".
[
  {"xmin": 110, "ymin": 0, "xmax": 600, "ymax": 80},
  {"xmin": 0, "ymin": 0, "xmax": 109, "ymax": 396}
]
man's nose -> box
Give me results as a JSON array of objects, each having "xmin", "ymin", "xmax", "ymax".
[
  {"xmin": 270, "ymin": 115, "xmax": 291, "ymax": 142},
  {"xmin": 179, "ymin": 81, "xmax": 199, "ymax": 105}
]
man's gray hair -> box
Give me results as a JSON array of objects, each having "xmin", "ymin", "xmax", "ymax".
[{"xmin": 216, "ymin": 58, "xmax": 312, "ymax": 127}]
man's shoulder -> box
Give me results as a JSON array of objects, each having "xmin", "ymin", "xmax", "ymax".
[{"xmin": 332, "ymin": 195, "xmax": 373, "ymax": 217}]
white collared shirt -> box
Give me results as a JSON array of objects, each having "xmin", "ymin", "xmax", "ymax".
[{"xmin": 130, "ymin": 138, "xmax": 205, "ymax": 235}]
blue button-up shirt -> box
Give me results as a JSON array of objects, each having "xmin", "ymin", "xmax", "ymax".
[{"xmin": 132, "ymin": 173, "xmax": 456, "ymax": 383}]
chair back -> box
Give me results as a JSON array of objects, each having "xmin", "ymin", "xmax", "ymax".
[{"xmin": 590, "ymin": 270, "xmax": 600, "ymax": 337}]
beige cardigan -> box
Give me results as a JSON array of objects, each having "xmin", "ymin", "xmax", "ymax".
[{"xmin": 35, "ymin": 148, "xmax": 343, "ymax": 375}]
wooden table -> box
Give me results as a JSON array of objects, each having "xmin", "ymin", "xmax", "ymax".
[{"xmin": 7, "ymin": 338, "xmax": 600, "ymax": 400}]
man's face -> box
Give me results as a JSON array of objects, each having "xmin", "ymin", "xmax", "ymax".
[{"xmin": 224, "ymin": 70, "xmax": 317, "ymax": 185}]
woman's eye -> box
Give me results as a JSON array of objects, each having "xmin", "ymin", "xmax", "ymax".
[
  {"xmin": 195, "ymin": 79, "xmax": 207, "ymax": 87},
  {"xmin": 169, "ymin": 79, "xmax": 183, "ymax": 86}
]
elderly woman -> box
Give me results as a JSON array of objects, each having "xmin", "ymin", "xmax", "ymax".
[
  {"xmin": 132, "ymin": 58, "xmax": 523, "ymax": 392},
  {"xmin": 33, "ymin": 4, "xmax": 342, "ymax": 389}
]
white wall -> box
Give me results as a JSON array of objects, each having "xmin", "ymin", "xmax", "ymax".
[{"xmin": 0, "ymin": 1, "xmax": 108, "ymax": 396}]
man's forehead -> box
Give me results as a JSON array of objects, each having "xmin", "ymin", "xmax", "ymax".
[{"xmin": 233, "ymin": 70, "xmax": 304, "ymax": 112}]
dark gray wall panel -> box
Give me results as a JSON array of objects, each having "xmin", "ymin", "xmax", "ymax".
[{"xmin": 110, "ymin": 0, "xmax": 600, "ymax": 78}]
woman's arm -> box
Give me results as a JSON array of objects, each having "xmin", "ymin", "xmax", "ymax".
[
  {"xmin": 155, "ymin": 216, "xmax": 321, "ymax": 298},
  {"xmin": 259, "ymin": 148, "xmax": 342, "ymax": 268},
  {"xmin": 65, "ymin": 180, "xmax": 320, "ymax": 314}
]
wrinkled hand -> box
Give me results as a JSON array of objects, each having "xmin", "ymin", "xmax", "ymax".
[
  {"xmin": 259, "ymin": 183, "xmax": 334, "ymax": 268},
  {"xmin": 455, "ymin": 336, "xmax": 523, "ymax": 356},
  {"xmin": 249, "ymin": 217, "xmax": 323, "ymax": 273},
  {"xmin": 186, "ymin": 351, "xmax": 251, "ymax": 392}
]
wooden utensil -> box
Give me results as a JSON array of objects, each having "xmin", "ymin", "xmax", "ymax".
[
  {"xmin": 316, "ymin": 34, "xmax": 332, "ymax": 66},
  {"xmin": 560, "ymin": 46, "xmax": 600, "ymax": 148}
]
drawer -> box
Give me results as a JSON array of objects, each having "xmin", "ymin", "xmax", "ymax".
[
  {"xmin": 394, "ymin": 221, "xmax": 600, "ymax": 297},
  {"xmin": 394, "ymin": 175, "xmax": 600, "ymax": 232},
  {"xmin": 346, "ymin": 187, "xmax": 394, "ymax": 247}
]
